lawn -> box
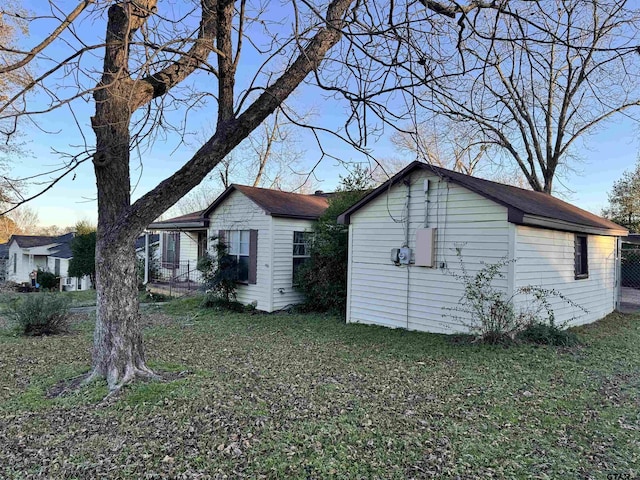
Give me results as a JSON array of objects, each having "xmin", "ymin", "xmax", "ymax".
[
  {"xmin": 0, "ymin": 289, "xmax": 98, "ymax": 314},
  {"xmin": 0, "ymin": 298, "xmax": 638, "ymax": 479}
]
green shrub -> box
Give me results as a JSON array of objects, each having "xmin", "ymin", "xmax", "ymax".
[
  {"xmin": 11, "ymin": 293, "xmax": 71, "ymax": 336},
  {"xmin": 518, "ymin": 322, "xmax": 580, "ymax": 346},
  {"xmin": 295, "ymin": 166, "xmax": 374, "ymax": 314},
  {"xmin": 445, "ymin": 252, "xmax": 587, "ymax": 345},
  {"xmin": 197, "ymin": 237, "xmax": 238, "ymax": 303},
  {"xmin": 36, "ymin": 269, "xmax": 58, "ymax": 291}
]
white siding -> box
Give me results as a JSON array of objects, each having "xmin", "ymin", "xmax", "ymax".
[
  {"xmin": 179, "ymin": 232, "xmax": 200, "ymax": 267},
  {"xmin": 48, "ymin": 257, "xmax": 92, "ymax": 291},
  {"xmin": 271, "ymin": 217, "xmax": 315, "ymax": 310},
  {"xmin": 513, "ymin": 226, "xmax": 616, "ymax": 327},
  {"xmin": 208, "ymin": 191, "xmax": 272, "ymax": 311},
  {"xmin": 157, "ymin": 232, "xmax": 199, "ymax": 266},
  {"xmin": 347, "ymin": 170, "xmax": 511, "ymax": 334},
  {"xmin": 6, "ymin": 242, "xmax": 51, "ymax": 284}
]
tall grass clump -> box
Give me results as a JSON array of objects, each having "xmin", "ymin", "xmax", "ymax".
[{"xmin": 10, "ymin": 293, "xmax": 71, "ymax": 336}]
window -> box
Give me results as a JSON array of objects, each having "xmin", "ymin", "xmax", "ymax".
[
  {"xmin": 162, "ymin": 232, "xmax": 180, "ymax": 268},
  {"xmin": 225, "ymin": 230, "xmax": 250, "ymax": 282},
  {"xmin": 54, "ymin": 258, "xmax": 60, "ymax": 276},
  {"xmin": 574, "ymin": 234, "xmax": 588, "ymax": 279},
  {"xmin": 77, "ymin": 277, "xmax": 82, "ymax": 290},
  {"xmin": 197, "ymin": 231, "xmax": 208, "ymax": 259},
  {"xmin": 292, "ymin": 231, "xmax": 311, "ymax": 284},
  {"xmin": 221, "ymin": 230, "xmax": 257, "ymax": 284}
]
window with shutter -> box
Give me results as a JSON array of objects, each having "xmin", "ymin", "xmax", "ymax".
[
  {"xmin": 223, "ymin": 230, "xmax": 257, "ymax": 284},
  {"xmin": 574, "ymin": 234, "xmax": 588, "ymax": 279}
]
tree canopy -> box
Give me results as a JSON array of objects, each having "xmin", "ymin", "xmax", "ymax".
[
  {"xmin": 603, "ymin": 158, "xmax": 640, "ymax": 233},
  {"xmin": 68, "ymin": 231, "xmax": 96, "ymax": 286}
]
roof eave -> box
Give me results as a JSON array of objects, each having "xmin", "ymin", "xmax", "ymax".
[
  {"xmin": 147, "ymin": 220, "xmax": 209, "ymax": 230},
  {"xmin": 270, "ymin": 213, "xmax": 321, "ymax": 221},
  {"xmin": 519, "ymin": 214, "xmax": 628, "ymax": 237}
]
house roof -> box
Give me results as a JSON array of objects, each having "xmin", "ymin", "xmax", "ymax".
[
  {"xmin": 338, "ymin": 161, "xmax": 628, "ymax": 237},
  {"xmin": 49, "ymin": 242, "xmax": 73, "ymax": 259},
  {"xmin": 148, "ymin": 210, "xmax": 209, "ymax": 230},
  {"xmin": 9, "ymin": 232, "xmax": 75, "ymax": 249},
  {"xmin": 204, "ymin": 184, "xmax": 331, "ymax": 220},
  {"xmin": 0, "ymin": 243, "xmax": 8, "ymax": 259},
  {"xmin": 149, "ymin": 185, "xmax": 332, "ymax": 229}
]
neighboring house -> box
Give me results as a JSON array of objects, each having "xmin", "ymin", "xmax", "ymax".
[
  {"xmin": 338, "ymin": 161, "xmax": 628, "ymax": 334},
  {"xmin": 0, "ymin": 243, "xmax": 8, "ymax": 282},
  {"xmin": 149, "ymin": 185, "xmax": 331, "ymax": 311},
  {"xmin": 5, "ymin": 233, "xmax": 92, "ymax": 290}
]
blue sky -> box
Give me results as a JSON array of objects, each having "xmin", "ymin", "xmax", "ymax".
[{"xmin": 6, "ymin": 2, "xmax": 639, "ymax": 227}]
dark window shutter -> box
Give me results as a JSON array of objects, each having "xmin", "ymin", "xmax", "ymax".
[
  {"xmin": 248, "ymin": 229, "xmax": 258, "ymax": 285},
  {"xmin": 162, "ymin": 233, "xmax": 168, "ymax": 265},
  {"xmin": 218, "ymin": 230, "xmax": 226, "ymax": 245},
  {"xmin": 574, "ymin": 235, "xmax": 580, "ymax": 274},
  {"xmin": 174, "ymin": 233, "xmax": 180, "ymax": 266}
]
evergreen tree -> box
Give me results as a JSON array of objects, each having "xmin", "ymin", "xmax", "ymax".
[
  {"xmin": 68, "ymin": 230, "xmax": 97, "ymax": 287},
  {"xmin": 602, "ymin": 159, "xmax": 640, "ymax": 233}
]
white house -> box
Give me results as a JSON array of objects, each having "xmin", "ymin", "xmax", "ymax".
[
  {"xmin": 5, "ymin": 233, "xmax": 92, "ymax": 290},
  {"xmin": 148, "ymin": 185, "xmax": 331, "ymax": 311},
  {"xmin": 338, "ymin": 161, "xmax": 628, "ymax": 334}
]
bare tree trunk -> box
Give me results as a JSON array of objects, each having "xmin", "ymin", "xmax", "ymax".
[{"xmin": 91, "ymin": 239, "xmax": 154, "ymax": 387}]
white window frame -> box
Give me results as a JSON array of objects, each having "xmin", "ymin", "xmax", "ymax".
[
  {"xmin": 292, "ymin": 231, "xmax": 311, "ymax": 285},
  {"xmin": 225, "ymin": 230, "xmax": 250, "ymax": 283}
]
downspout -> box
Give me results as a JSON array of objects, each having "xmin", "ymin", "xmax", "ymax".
[
  {"xmin": 404, "ymin": 178, "xmax": 411, "ymax": 329},
  {"xmin": 144, "ymin": 231, "xmax": 149, "ymax": 285}
]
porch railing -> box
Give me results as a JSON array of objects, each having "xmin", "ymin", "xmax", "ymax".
[{"xmin": 148, "ymin": 260, "xmax": 203, "ymax": 296}]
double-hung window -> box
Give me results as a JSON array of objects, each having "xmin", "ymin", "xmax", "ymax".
[
  {"xmin": 225, "ymin": 230, "xmax": 251, "ymax": 283},
  {"xmin": 162, "ymin": 232, "xmax": 180, "ymax": 268},
  {"xmin": 292, "ymin": 231, "xmax": 311, "ymax": 284},
  {"xmin": 574, "ymin": 234, "xmax": 588, "ymax": 279}
]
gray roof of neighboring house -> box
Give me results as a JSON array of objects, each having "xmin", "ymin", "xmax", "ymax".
[
  {"xmin": 0, "ymin": 243, "xmax": 8, "ymax": 259},
  {"xmin": 149, "ymin": 185, "xmax": 332, "ymax": 229},
  {"xmin": 135, "ymin": 233, "xmax": 159, "ymax": 251},
  {"xmin": 48, "ymin": 242, "xmax": 73, "ymax": 259},
  {"xmin": 9, "ymin": 232, "xmax": 75, "ymax": 249},
  {"xmin": 338, "ymin": 161, "xmax": 628, "ymax": 236}
]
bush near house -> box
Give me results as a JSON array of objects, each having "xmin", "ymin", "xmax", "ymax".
[
  {"xmin": 36, "ymin": 269, "xmax": 58, "ymax": 291},
  {"xmin": 296, "ymin": 166, "xmax": 373, "ymax": 314},
  {"xmin": 446, "ymin": 253, "xmax": 586, "ymax": 345},
  {"xmin": 197, "ymin": 236, "xmax": 240, "ymax": 310}
]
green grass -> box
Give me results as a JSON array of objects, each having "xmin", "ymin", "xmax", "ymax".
[
  {"xmin": 0, "ymin": 289, "xmax": 97, "ymax": 312},
  {"xmin": 0, "ymin": 296, "xmax": 639, "ymax": 479}
]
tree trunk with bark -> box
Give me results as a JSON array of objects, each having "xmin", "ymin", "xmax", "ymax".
[{"xmin": 84, "ymin": 0, "xmax": 353, "ymax": 391}]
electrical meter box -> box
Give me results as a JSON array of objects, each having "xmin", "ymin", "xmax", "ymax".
[{"xmin": 398, "ymin": 247, "xmax": 411, "ymax": 265}]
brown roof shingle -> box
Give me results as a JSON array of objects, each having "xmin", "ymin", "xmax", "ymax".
[
  {"xmin": 338, "ymin": 162, "xmax": 627, "ymax": 236},
  {"xmin": 149, "ymin": 185, "xmax": 331, "ymax": 229},
  {"xmin": 201, "ymin": 184, "xmax": 330, "ymax": 220}
]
